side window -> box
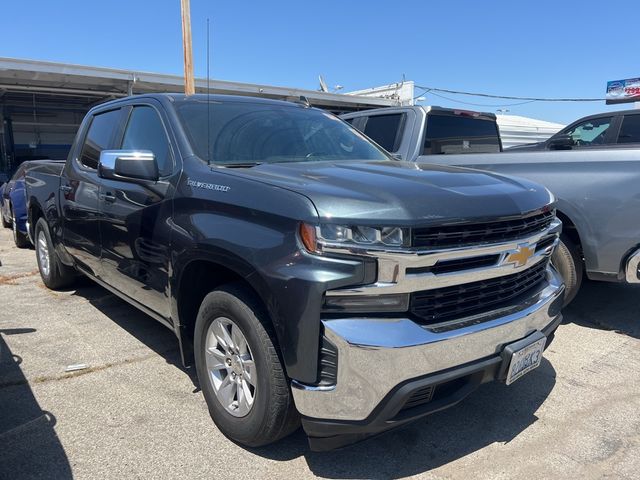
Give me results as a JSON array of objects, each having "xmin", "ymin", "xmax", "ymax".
[
  {"xmin": 121, "ymin": 106, "xmax": 172, "ymax": 176},
  {"xmin": 362, "ymin": 114, "xmax": 404, "ymax": 152},
  {"xmin": 80, "ymin": 109, "xmax": 121, "ymax": 169},
  {"xmin": 617, "ymin": 115, "xmax": 640, "ymax": 144},
  {"xmin": 564, "ymin": 116, "xmax": 612, "ymax": 146}
]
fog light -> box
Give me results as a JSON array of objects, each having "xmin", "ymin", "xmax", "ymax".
[{"xmin": 323, "ymin": 294, "xmax": 409, "ymax": 313}]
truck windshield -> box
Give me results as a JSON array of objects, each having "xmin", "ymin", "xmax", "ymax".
[
  {"xmin": 176, "ymin": 100, "xmax": 390, "ymax": 166},
  {"xmin": 423, "ymin": 114, "xmax": 501, "ymax": 154}
]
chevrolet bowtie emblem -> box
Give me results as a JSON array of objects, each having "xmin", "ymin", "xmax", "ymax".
[{"xmin": 505, "ymin": 244, "xmax": 534, "ymax": 267}]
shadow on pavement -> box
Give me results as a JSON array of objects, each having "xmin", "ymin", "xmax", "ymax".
[
  {"xmin": 0, "ymin": 329, "xmax": 72, "ymax": 480},
  {"xmin": 69, "ymin": 281, "xmax": 199, "ymax": 386},
  {"xmin": 564, "ymin": 278, "xmax": 640, "ymax": 339},
  {"xmin": 254, "ymin": 360, "xmax": 556, "ymax": 478}
]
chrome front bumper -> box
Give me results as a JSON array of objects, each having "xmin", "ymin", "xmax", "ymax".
[{"xmin": 292, "ymin": 266, "xmax": 564, "ymax": 422}]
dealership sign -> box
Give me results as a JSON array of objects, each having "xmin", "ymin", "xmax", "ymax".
[{"xmin": 606, "ymin": 78, "xmax": 640, "ymax": 104}]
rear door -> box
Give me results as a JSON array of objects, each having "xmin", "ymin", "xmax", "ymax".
[
  {"xmin": 61, "ymin": 108, "xmax": 122, "ymax": 277},
  {"xmin": 98, "ymin": 101, "xmax": 177, "ymax": 319}
]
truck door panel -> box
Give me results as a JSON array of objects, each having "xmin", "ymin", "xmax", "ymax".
[
  {"xmin": 98, "ymin": 104, "xmax": 175, "ymax": 319},
  {"xmin": 61, "ymin": 108, "xmax": 122, "ymax": 277}
]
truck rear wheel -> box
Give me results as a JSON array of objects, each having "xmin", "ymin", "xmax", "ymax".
[
  {"xmin": 1, "ymin": 210, "xmax": 10, "ymax": 228},
  {"xmin": 34, "ymin": 217, "xmax": 76, "ymax": 290},
  {"xmin": 551, "ymin": 234, "xmax": 583, "ymax": 306},
  {"xmin": 11, "ymin": 206, "xmax": 30, "ymax": 248},
  {"xmin": 194, "ymin": 283, "xmax": 299, "ymax": 447}
]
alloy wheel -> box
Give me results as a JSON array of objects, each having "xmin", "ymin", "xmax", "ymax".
[
  {"xmin": 205, "ymin": 317, "xmax": 256, "ymax": 417},
  {"xmin": 37, "ymin": 230, "xmax": 51, "ymax": 277}
]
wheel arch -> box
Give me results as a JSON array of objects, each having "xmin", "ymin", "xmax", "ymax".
[
  {"xmin": 172, "ymin": 251, "xmax": 280, "ymax": 369},
  {"xmin": 555, "ymin": 209, "xmax": 582, "ymax": 251}
]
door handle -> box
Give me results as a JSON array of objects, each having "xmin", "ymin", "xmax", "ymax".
[
  {"xmin": 101, "ymin": 192, "xmax": 116, "ymax": 203},
  {"xmin": 60, "ymin": 185, "xmax": 72, "ymax": 194}
]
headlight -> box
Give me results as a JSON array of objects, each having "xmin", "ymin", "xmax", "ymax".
[{"xmin": 299, "ymin": 223, "xmax": 408, "ymax": 253}]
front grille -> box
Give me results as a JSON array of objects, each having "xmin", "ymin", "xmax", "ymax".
[
  {"xmin": 411, "ymin": 211, "xmax": 554, "ymax": 249},
  {"xmin": 407, "ymin": 254, "xmax": 500, "ymax": 276},
  {"xmin": 410, "ymin": 259, "xmax": 549, "ymax": 326}
]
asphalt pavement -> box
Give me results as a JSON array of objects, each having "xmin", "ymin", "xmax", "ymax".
[{"xmin": 0, "ymin": 227, "xmax": 638, "ymax": 479}]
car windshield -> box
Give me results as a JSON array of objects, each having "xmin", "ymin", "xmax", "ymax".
[{"xmin": 175, "ymin": 100, "xmax": 390, "ymax": 166}]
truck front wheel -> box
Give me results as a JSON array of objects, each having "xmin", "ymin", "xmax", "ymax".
[
  {"xmin": 194, "ymin": 283, "xmax": 299, "ymax": 447},
  {"xmin": 34, "ymin": 218, "xmax": 76, "ymax": 290}
]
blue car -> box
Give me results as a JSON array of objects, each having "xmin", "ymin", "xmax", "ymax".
[
  {"xmin": 1, "ymin": 160, "xmax": 62, "ymax": 248},
  {"xmin": 1, "ymin": 162, "xmax": 32, "ymax": 248}
]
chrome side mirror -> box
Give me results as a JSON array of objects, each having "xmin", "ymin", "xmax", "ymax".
[{"xmin": 99, "ymin": 150, "xmax": 158, "ymax": 182}]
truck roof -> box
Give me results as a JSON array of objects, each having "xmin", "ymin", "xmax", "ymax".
[
  {"xmin": 92, "ymin": 93, "xmax": 311, "ymax": 110},
  {"xmin": 341, "ymin": 104, "xmax": 497, "ymax": 121}
]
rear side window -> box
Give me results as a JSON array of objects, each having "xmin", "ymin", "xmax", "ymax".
[
  {"xmin": 121, "ymin": 106, "xmax": 172, "ymax": 176},
  {"xmin": 79, "ymin": 109, "xmax": 121, "ymax": 169},
  {"xmin": 617, "ymin": 115, "xmax": 640, "ymax": 144},
  {"xmin": 423, "ymin": 114, "xmax": 500, "ymax": 154},
  {"xmin": 363, "ymin": 114, "xmax": 404, "ymax": 152}
]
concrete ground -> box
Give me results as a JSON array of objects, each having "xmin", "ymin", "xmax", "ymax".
[{"xmin": 0, "ymin": 227, "xmax": 638, "ymax": 480}]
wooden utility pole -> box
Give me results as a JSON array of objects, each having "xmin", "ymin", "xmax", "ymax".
[{"xmin": 180, "ymin": 0, "xmax": 195, "ymax": 95}]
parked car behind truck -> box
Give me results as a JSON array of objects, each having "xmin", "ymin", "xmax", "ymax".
[
  {"xmin": 1, "ymin": 160, "xmax": 63, "ymax": 248},
  {"xmin": 343, "ymin": 106, "xmax": 640, "ymax": 304},
  {"xmin": 508, "ymin": 109, "xmax": 640, "ymax": 151},
  {"xmin": 27, "ymin": 94, "xmax": 564, "ymax": 450}
]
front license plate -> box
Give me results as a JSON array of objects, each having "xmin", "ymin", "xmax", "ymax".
[{"xmin": 505, "ymin": 337, "xmax": 546, "ymax": 385}]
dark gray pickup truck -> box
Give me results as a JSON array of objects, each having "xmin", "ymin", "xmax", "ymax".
[{"xmin": 26, "ymin": 94, "xmax": 564, "ymax": 450}]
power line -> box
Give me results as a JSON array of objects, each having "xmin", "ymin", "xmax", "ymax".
[
  {"xmin": 414, "ymin": 85, "xmax": 607, "ymax": 103},
  {"xmin": 419, "ymin": 89, "xmax": 536, "ymax": 108}
]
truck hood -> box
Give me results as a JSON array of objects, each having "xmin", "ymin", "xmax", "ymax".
[{"xmin": 227, "ymin": 160, "xmax": 553, "ymax": 224}]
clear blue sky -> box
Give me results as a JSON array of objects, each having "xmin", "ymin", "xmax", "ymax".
[{"xmin": 1, "ymin": 0, "xmax": 636, "ymax": 124}]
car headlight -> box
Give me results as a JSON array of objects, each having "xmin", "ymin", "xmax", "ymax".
[{"xmin": 299, "ymin": 223, "xmax": 408, "ymax": 253}]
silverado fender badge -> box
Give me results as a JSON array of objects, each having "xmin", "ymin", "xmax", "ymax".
[
  {"xmin": 505, "ymin": 243, "xmax": 534, "ymax": 268},
  {"xmin": 187, "ymin": 179, "xmax": 231, "ymax": 192}
]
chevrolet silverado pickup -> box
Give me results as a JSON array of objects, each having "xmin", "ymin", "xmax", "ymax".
[
  {"xmin": 343, "ymin": 105, "xmax": 640, "ymax": 305},
  {"xmin": 26, "ymin": 94, "xmax": 564, "ymax": 451}
]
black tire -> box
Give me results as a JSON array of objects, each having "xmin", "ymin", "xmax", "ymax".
[
  {"xmin": 194, "ymin": 283, "xmax": 299, "ymax": 447},
  {"xmin": 551, "ymin": 234, "xmax": 583, "ymax": 306},
  {"xmin": 1, "ymin": 210, "xmax": 10, "ymax": 228},
  {"xmin": 34, "ymin": 217, "xmax": 76, "ymax": 290},
  {"xmin": 11, "ymin": 206, "xmax": 30, "ymax": 248}
]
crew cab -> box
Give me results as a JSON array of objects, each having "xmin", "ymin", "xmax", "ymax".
[
  {"xmin": 343, "ymin": 105, "xmax": 640, "ymax": 305},
  {"xmin": 26, "ymin": 94, "xmax": 564, "ymax": 450}
]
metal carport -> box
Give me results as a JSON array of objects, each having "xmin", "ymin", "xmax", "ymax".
[{"xmin": 0, "ymin": 57, "xmax": 397, "ymax": 175}]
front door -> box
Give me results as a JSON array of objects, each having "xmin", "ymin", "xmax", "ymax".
[{"xmin": 98, "ymin": 104, "xmax": 176, "ymax": 319}]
